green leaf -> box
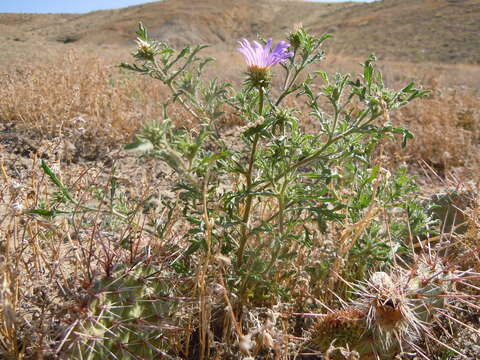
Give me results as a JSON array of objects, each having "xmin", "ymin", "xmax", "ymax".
[
  {"xmin": 177, "ymin": 47, "xmax": 191, "ymax": 59},
  {"xmin": 27, "ymin": 209, "xmax": 69, "ymax": 218},
  {"xmin": 401, "ymin": 128, "xmax": 414, "ymax": 148},
  {"xmin": 119, "ymin": 62, "xmax": 153, "ymax": 75},
  {"xmin": 165, "ymin": 47, "xmax": 191, "ymax": 71},
  {"xmin": 401, "ymin": 82, "xmax": 415, "ymax": 93},
  {"xmin": 368, "ymin": 165, "xmax": 379, "ymax": 183},
  {"xmin": 40, "ymin": 160, "xmax": 73, "ymax": 202},
  {"xmin": 316, "ymin": 71, "xmax": 329, "ymax": 84},
  {"xmin": 185, "ymin": 238, "xmax": 206, "ymax": 255},
  {"xmin": 363, "ymin": 54, "xmax": 376, "ymax": 91},
  {"xmin": 136, "ymin": 22, "xmax": 148, "ymax": 40},
  {"xmin": 124, "ymin": 138, "xmax": 154, "ymax": 152},
  {"xmin": 318, "ymin": 33, "xmax": 333, "ymax": 44}
]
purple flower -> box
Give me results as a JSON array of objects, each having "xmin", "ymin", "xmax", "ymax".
[{"xmin": 238, "ymin": 39, "xmax": 294, "ymax": 70}]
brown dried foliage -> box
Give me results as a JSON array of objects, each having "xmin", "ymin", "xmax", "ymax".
[{"xmin": 0, "ymin": 52, "xmax": 170, "ymax": 148}]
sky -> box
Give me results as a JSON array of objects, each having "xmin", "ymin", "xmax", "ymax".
[
  {"xmin": 0, "ymin": 0, "xmax": 374, "ymax": 14},
  {"xmin": 0, "ymin": 0, "xmax": 160, "ymax": 13}
]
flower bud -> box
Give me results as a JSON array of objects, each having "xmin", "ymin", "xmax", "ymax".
[
  {"xmin": 134, "ymin": 38, "xmax": 157, "ymax": 60},
  {"xmin": 288, "ymin": 24, "xmax": 304, "ymax": 51}
]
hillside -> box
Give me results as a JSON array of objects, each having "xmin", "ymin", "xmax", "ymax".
[
  {"xmin": 2, "ymin": 1, "xmax": 480, "ymax": 359},
  {"xmin": 0, "ymin": 0, "xmax": 479, "ymax": 67}
]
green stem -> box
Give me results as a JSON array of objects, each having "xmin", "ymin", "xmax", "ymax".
[
  {"xmin": 237, "ymin": 86, "xmax": 264, "ymax": 269},
  {"xmin": 275, "ymin": 68, "xmax": 299, "ymax": 106},
  {"xmin": 153, "ymin": 58, "xmax": 202, "ymax": 122},
  {"xmin": 278, "ymin": 178, "xmax": 289, "ymax": 236},
  {"xmin": 331, "ymin": 102, "xmax": 340, "ymax": 136},
  {"xmin": 258, "ymin": 85, "xmax": 264, "ymax": 115},
  {"xmin": 264, "ymin": 177, "xmax": 289, "ymax": 274},
  {"xmin": 253, "ymin": 112, "xmax": 383, "ymax": 195},
  {"xmin": 275, "ymin": 56, "xmax": 307, "ymax": 107}
]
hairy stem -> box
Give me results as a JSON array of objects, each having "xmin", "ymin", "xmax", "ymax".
[
  {"xmin": 153, "ymin": 58, "xmax": 202, "ymax": 121},
  {"xmin": 278, "ymin": 177, "xmax": 289, "ymax": 236},
  {"xmin": 198, "ymin": 165, "xmax": 213, "ymax": 360},
  {"xmin": 264, "ymin": 176, "xmax": 290, "ymax": 274},
  {"xmin": 237, "ymin": 86, "xmax": 264, "ymax": 269}
]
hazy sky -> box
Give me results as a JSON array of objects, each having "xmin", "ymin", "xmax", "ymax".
[
  {"xmin": 0, "ymin": 0, "xmax": 160, "ymax": 13},
  {"xmin": 0, "ymin": 0, "xmax": 374, "ymax": 14}
]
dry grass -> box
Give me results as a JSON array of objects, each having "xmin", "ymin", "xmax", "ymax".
[
  {"xmin": 0, "ymin": 158, "xmax": 166, "ymax": 358},
  {"xmin": 0, "ymin": 52, "xmax": 171, "ymax": 150},
  {"xmin": 390, "ymin": 86, "xmax": 480, "ymax": 174},
  {"xmin": 1, "ymin": 43, "xmax": 480, "ymax": 359},
  {"xmin": 1, "ymin": 52, "xmax": 479, "ymax": 175}
]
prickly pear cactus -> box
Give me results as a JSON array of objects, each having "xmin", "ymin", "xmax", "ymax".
[
  {"xmin": 309, "ymin": 307, "xmax": 372, "ymax": 357},
  {"xmin": 67, "ymin": 263, "xmax": 180, "ymax": 359},
  {"xmin": 308, "ymin": 256, "xmax": 454, "ymax": 359}
]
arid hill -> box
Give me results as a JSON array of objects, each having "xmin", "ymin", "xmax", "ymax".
[{"xmin": 0, "ymin": 0, "xmax": 479, "ymax": 67}]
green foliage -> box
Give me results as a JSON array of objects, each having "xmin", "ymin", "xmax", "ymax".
[
  {"xmin": 40, "ymin": 160, "xmax": 73, "ymax": 202},
  {"xmin": 121, "ymin": 24, "xmax": 431, "ymax": 304},
  {"xmin": 35, "ymin": 24, "xmax": 431, "ymax": 336}
]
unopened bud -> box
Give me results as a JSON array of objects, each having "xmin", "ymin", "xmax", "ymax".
[{"xmin": 135, "ymin": 38, "xmax": 157, "ymax": 59}]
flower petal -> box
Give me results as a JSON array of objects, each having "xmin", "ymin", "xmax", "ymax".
[
  {"xmin": 238, "ymin": 39, "xmax": 256, "ymax": 66},
  {"xmin": 238, "ymin": 38, "xmax": 293, "ymax": 69}
]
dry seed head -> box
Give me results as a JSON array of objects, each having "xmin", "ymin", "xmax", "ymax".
[
  {"xmin": 257, "ymin": 330, "xmax": 275, "ymax": 349},
  {"xmin": 215, "ymin": 254, "xmax": 232, "ymax": 267},
  {"xmin": 10, "ymin": 201, "xmax": 24, "ymax": 214},
  {"xmin": 325, "ymin": 342, "xmax": 360, "ymax": 360},
  {"xmin": 239, "ymin": 333, "xmax": 255, "ymax": 354}
]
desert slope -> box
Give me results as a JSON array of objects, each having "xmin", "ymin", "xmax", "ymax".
[{"xmin": 0, "ymin": 0, "xmax": 479, "ymax": 67}]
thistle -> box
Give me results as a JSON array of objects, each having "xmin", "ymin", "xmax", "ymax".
[
  {"xmin": 287, "ymin": 23, "xmax": 305, "ymax": 51},
  {"xmin": 134, "ymin": 37, "xmax": 158, "ymax": 60}
]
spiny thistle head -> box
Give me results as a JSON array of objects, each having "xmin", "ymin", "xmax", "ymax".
[
  {"xmin": 246, "ymin": 65, "xmax": 272, "ymax": 89},
  {"xmin": 287, "ymin": 23, "xmax": 305, "ymax": 51},
  {"xmin": 238, "ymin": 38, "xmax": 293, "ymax": 88},
  {"xmin": 272, "ymin": 107, "xmax": 298, "ymax": 134},
  {"xmin": 275, "ymin": 107, "xmax": 295, "ymax": 123},
  {"xmin": 134, "ymin": 37, "xmax": 158, "ymax": 60}
]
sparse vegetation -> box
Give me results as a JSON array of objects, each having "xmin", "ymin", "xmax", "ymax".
[{"xmin": 0, "ymin": 1, "xmax": 479, "ymax": 359}]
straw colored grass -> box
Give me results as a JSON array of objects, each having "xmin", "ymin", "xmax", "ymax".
[
  {"xmin": 0, "ymin": 47, "xmax": 479, "ymax": 360},
  {"xmin": 1, "ymin": 53, "xmax": 479, "ymax": 175},
  {"xmin": 0, "ymin": 52, "xmax": 169, "ymax": 146}
]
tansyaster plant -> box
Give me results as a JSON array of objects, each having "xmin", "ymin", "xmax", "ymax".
[{"xmin": 120, "ymin": 22, "xmax": 432, "ymax": 324}]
